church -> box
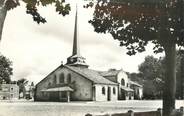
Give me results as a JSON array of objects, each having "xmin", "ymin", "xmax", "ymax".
[{"xmin": 34, "ymin": 8, "xmax": 143, "ymax": 102}]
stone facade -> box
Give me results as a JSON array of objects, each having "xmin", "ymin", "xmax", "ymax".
[{"xmin": 0, "ymin": 84, "xmax": 19, "ymax": 100}]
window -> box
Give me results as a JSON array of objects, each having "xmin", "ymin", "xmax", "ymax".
[
  {"xmin": 102, "ymin": 87, "xmax": 105, "ymax": 95},
  {"xmin": 59, "ymin": 73, "xmax": 65, "ymax": 83},
  {"xmin": 67, "ymin": 74, "xmax": 71, "ymax": 83},
  {"xmin": 11, "ymin": 88, "xmax": 13, "ymax": 91},
  {"xmin": 121, "ymin": 79, "xmax": 125, "ymax": 86},
  {"xmin": 53, "ymin": 75, "xmax": 57, "ymax": 84},
  {"xmin": 127, "ymin": 83, "xmax": 129, "ymax": 87},
  {"xmin": 113, "ymin": 87, "xmax": 116, "ymax": 94}
]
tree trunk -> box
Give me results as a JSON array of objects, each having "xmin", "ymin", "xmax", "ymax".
[
  {"xmin": 163, "ymin": 43, "xmax": 176, "ymax": 116},
  {"xmin": 180, "ymin": 55, "xmax": 184, "ymax": 99},
  {"xmin": 0, "ymin": 3, "xmax": 7, "ymax": 42}
]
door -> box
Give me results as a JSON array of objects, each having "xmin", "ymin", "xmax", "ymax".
[
  {"xmin": 121, "ymin": 89, "xmax": 126, "ymax": 100},
  {"xmin": 92, "ymin": 86, "xmax": 96, "ymax": 101}
]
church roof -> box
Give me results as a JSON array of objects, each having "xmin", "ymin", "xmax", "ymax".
[
  {"xmin": 41, "ymin": 86, "xmax": 74, "ymax": 92},
  {"xmin": 99, "ymin": 69, "xmax": 121, "ymax": 77},
  {"xmin": 64, "ymin": 65, "xmax": 117, "ymax": 85}
]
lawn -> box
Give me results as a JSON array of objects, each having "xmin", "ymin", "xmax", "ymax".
[{"xmin": 0, "ymin": 100, "xmax": 183, "ymax": 116}]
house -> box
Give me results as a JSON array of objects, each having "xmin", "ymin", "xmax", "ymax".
[
  {"xmin": 34, "ymin": 8, "xmax": 143, "ymax": 102},
  {"xmin": 0, "ymin": 83, "xmax": 19, "ymax": 100},
  {"xmin": 100, "ymin": 69, "xmax": 134, "ymax": 100}
]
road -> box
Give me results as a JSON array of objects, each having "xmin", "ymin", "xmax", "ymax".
[{"xmin": 0, "ymin": 100, "xmax": 183, "ymax": 116}]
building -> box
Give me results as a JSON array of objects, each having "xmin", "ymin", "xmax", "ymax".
[
  {"xmin": 0, "ymin": 84, "xmax": 19, "ymax": 100},
  {"xmin": 35, "ymin": 8, "xmax": 142, "ymax": 102},
  {"xmin": 100, "ymin": 69, "xmax": 143, "ymax": 100}
]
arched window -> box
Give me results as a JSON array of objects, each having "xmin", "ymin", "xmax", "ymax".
[
  {"xmin": 102, "ymin": 87, "xmax": 105, "ymax": 95},
  {"xmin": 67, "ymin": 74, "xmax": 71, "ymax": 83},
  {"xmin": 113, "ymin": 87, "xmax": 116, "ymax": 94},
  {"xmin": 59, "ymin": 73, "xmax": 65, "ymax": 83},
  {"xmin": 121, "ymin": 79, "xmax": 125, "ymax": 86}
]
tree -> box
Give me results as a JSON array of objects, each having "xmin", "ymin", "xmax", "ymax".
[
  {"xmin": 0, "ymin": 53, "xmax": 13, "ymax": 84},
  {"xmin": 88, "ymin": 0, "xmax": 184, "ymax": 115},
  {"xmin": 138, "ymin": 56, "xmax": 164, "ymax": 99},
  {"xmin": 139, "ymin": 56, "xmax": 165, "ymax": 80},
  {"xmin": 17, "ymin": 78, "xmax": 28, "ymax": 97},
  {"xmin": 0, "ymin": 0, "xmax": 71, "ymax": 42},
  {"xmin": 175, "ymin": 50, "xmax": 184, "ymax": 99}
]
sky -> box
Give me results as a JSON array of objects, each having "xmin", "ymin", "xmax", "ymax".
[{"xmin": 0, "ymin": 1, "xmax": 164, "ymax": 84}]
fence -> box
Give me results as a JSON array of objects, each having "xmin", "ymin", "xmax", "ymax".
[{"xmin": 85, "ymin": 107, "xmax": 184, "ymax": 116}]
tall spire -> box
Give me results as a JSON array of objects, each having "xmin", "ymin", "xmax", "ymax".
[
  {"xmin": 72, "ymin": 4, "xmax": 80, "ymax": 56},
  {"xmin": 66, "ymin": 5, "xmax": 88, "ymax": 68}
]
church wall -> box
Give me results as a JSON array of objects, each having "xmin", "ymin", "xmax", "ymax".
[
  {"xmin": 95, "ymin": 84, "xmax": 118, "ymax": 101},
  {"xmin": 35, "ymin": 66, "xmax": 93, "ymax": 101},
  {"xmin": 35, "ymin": 67, "xmax": 61, "ymax": 101},
  {"xmin": 63, "ymin": 68, "xmax": 93, "ymax": 101},
  {"xmin": 117, "ymin": 71, "xmax": 129, "ymax": 99},
  {"xmin": 117, "ymin": 71, "xmax": 129, "ymax": 86}
]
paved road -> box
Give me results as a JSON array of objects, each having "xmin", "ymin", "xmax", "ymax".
[{"xmin": 0, "ymin": 100, "xmax": 183, "ymax": 116}]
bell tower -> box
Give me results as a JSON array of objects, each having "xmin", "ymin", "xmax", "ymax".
[{"xmin": 66, "ymin": 5, "xmax": 88, "ymax": 68}]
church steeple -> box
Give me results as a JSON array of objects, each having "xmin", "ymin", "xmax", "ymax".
[{"xmin": 66, "ymin": 5, "xmax": 88, "ymax": 68}]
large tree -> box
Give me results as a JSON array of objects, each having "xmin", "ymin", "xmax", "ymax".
[
  {"xmin": 88, "ymin": 0, "xmax": 184, "ymax": 115},
  {"xmin": 138, "ymin": 56, "xmax": 164, "ymax": 99},
  {"xmin": 0, "ymin": 53, "xmax": 13, "ymax": 83},
  {"xmin": 0, "ymin": 0, "xmax": 71, "ymax": 42}
]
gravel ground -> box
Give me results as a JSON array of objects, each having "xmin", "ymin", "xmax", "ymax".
[{"xmin": 0, "ymin": 100, "xmax": 183, "ymax": 116}]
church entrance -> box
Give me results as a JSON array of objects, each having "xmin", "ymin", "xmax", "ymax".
[
  {"xmin": 49, "ymin": 92, "xmax": 59, "ymax": 102},
  {"xmin": 107, "ymin": 87, "xmax": 111, "ymax": 101},
  {"xmin": 121, "ymin": 89, "xmax": 126, "ymax": 100}
]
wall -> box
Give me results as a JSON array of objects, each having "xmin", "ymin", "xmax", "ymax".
[
  {"xmin": 0, "ymin": 84, "xmax": 19, "ymax": 100},
  {"xmin": 117, "ymin": 71, "xmax": 129, "ymax": 100},
  {"xmin": 94, "ymin": 84, "xmax": 118, "ymax": 101},
  {"xmin": 138, "ymin": 87, "xmax": 143, "ymax": 99},
  {"xmin": 117, "ymin": 71, "xmax": 129, "ymax": 86},
  {"xmin": 35, "ymin": 66, "xmax": 93, "ymax": 101}
]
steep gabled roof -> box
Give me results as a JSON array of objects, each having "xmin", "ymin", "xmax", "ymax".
[{"xmin": 64, "ymin": 65, "xmax": 117, "ymax": 85}]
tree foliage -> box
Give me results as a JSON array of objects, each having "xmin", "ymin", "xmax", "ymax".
[
  {"xmin": 88, "ymin": 0, "xmax": 184, "ymax": 54},
  {"xmin": 0, "ymin": 53, "xmax": 13, "ymax": 84},
  {"xmin": 138, "ymin": 56, "xmax": 164, "ymax": 99},
  {"xmin": 3, "ymin": 0, "xmax": 71, "ymax": 24},
  {"xmin": 139, "ymin": 56, "xmax": 165, "ymax": 80},
  {"xmin": 17, "ymin": 78, "xmax": 28, "ymax": 94}
]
